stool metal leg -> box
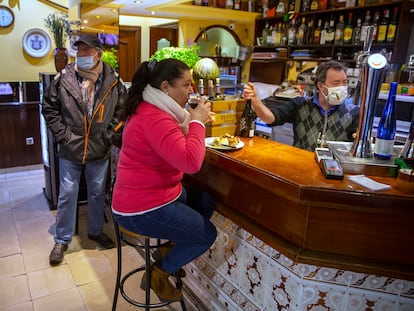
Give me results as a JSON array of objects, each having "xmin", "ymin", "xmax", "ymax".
[{"xmin": 112, "ymin": 222, "xmax": 122, "ymax": 311}]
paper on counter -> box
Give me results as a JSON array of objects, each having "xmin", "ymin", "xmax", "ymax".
[{"xmin": 347, "ymin": 175, "xmax": 391, "ymax": 191}]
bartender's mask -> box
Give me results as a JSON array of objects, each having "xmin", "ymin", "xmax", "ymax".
[{"xmin": 321, "ymin": 84, "xmax": 348, "ymax": 106}]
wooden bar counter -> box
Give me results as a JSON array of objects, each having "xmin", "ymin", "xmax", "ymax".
[{"xmin": 185, "ymin": 136, "xmax": 414, "ymax": 281}]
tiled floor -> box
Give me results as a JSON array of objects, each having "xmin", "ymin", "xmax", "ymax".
[{"xmin": 0, "ymin": 166, "xmax": 194, "ymax": 311}]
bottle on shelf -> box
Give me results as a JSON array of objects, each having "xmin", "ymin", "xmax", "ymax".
[
  {"xmin": 313, "ymin": 19, "xmax": 322, "ymax": 44},
  {"xmin": 301, "ymin": 0, "xmax": 310, "ymax": 12},
  {"xmin": 226, "ymin": 0, "xmax": 234, "ymax": 9},
  {"xmin": 198, "ymin": 78, "xmax": 204, "ymax": 95},
  {"xmin": 208, "ymin": 79, "xmax": 215, "ymax": 100},
  {"xmin": 233, "ymin": 0, "xmax": 241, "ymax": 10},
  {"xmin": 334, "ymin": 14, "xmax": 345, "ymax": 45},
  {"xmin": 325, "ymin": 17, "xmax": 335, "ymax": 45},
  {"xmin": 247, "ymin": 0, "xmax": 254, "ymax": 11},
  {"xmin": 371, "ymin": 11, "xmax": 380, "ymax": 42},
  {"xmin": 320, "ymin": 20, "xmax": 329, "ymax": 45},
  {"xmin": 215, "ymin": 78, "xmax": 222, "ymax": 99},
  {"xmin": 288, "ymin": 0, "xmax": 295, "ymax": 12},
  {"xmin": 310, "ymin": 0, "xmax": 318, "ymax": 11},
  {"xmin": 202, "ymin": 0, "xmax": 209, "ymax": 6},
  {"xmin": 267, "ymin": 25, "xmax": 274, "ymax": 46},
  {"xmin": 360, "ymin": 10, "xmax": 371, "ymax": 44},
  {"xmin": 275, "ymin": 22, "xmax": 282, "ymax": 45},
  {"xmin": 343, "ymin": 12, "xmax": 353, "ymax": 44},
  {"xmin": 307, "ymin": 19, "xmax": 314, "ymax": 46},
  {"xmin": 386, "ymin": 7, "xmax": 398, "ymax": 43},
  {"xmin": 262, "ymin": 22, "xmax": 269, "ymax": 46},
  {"xmin": 194, "ymin": 0, "xmax": 202, "ymax": 5},
  {"xmin": 374, "ymin": 81, "xmax": 398, "ymax": 160},
  {"xmin": 240, "ymin": 99, "xmax": 256, "ymax": 138},
  {"xmin": 276, "ymin": 0, "xmax": 285, "ymax": 15},
  {"xmin": 297, "ymin": 17, "xmax": 308, "ymax": 45},
  {"xmin": 319, "ymin": 0, "xmax": 328, "ymax": 10},
  {"xmin": 288, "ymin": 18, "xmax": 297, "ymax": 45},
  {"xmin": 352, "ymin": 18, "xmax": 362, "ymax": 45},
  {"xmin": 376, "ymin": 9, "xmax": 389, "ymax": 44}
]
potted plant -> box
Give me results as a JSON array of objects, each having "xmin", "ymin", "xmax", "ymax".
[
  {"xmin": 44, "ymin": 12, "xmax": 71, "ymax": 72},
  {"xmin": 149, "ymin": 45, "xmax": 201, "ymax": 69}
]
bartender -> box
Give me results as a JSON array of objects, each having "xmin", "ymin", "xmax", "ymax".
[{"xmin": 243, "ymin": 60, "xmax": 360, "ymax": 151}]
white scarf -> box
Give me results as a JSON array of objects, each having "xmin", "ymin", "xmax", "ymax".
[{"xmin": 142, "ymin": 84, "xmax": 190, "ymax": 135}]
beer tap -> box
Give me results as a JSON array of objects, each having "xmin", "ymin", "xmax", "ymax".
[
  {"xmin": 350, "ymin": 26, "xmax": 389, "ymax": 158},
  {"xmin": 399, "ymin": 54, "xmax": 414, "ymax": 162}
]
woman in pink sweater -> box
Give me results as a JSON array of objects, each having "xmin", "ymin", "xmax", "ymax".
[{"xmin": 112, "ymin": 58, "xmax": 217, "ymax": 302}]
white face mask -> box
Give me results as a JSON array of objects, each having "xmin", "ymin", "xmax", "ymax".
[{"xmin": 322, "ymin": 85, "xmax": 348, "ymax": 106}]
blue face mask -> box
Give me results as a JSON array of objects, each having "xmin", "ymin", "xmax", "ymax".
[{"xmin": 76, "ymin": 55, "xmax": 96, "ymax": 70}]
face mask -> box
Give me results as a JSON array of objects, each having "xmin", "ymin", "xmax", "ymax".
[
  {"xmin": 76, "ymin": 55, "xmax": 96, "ymax": 70},
  {"xmin": 322, "ymin": 85, "xmax": 348, "ymax": 106}
]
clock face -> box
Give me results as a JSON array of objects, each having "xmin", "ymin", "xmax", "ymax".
[{"xmin": 0, "ymin": 6, "xmax": 14, "ymax": 28}]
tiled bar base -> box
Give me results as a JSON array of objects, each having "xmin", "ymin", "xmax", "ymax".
[{"xmin": 185, "ymin": 211, "xmax": 414, "ymax": 311}]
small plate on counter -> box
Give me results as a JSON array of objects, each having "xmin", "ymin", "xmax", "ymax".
[
  {"xmin": 205, "ymin": 137, "xmax": 244, "ymax": 151},
  {"xmin": 22, "ymin": 28, "xmax": 51, "ymax": 58}
]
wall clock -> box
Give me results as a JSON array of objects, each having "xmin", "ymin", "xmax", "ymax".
[{"xmin": 0, "ymin": 5, "xmax": 14, "ymax": 28}]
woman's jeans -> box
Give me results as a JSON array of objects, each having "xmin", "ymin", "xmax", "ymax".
[
  {"xmin": 54, "ymin": 157, "xmax": 109, "ymax": 244},
  {"xmin": 113, "ymin": 187, "xmax": 217, "ymax": 274}
]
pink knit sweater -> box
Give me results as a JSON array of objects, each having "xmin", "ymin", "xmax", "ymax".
[{"xmin": 112, "ymin": 102, "xmax": 206, "ymax": 215}]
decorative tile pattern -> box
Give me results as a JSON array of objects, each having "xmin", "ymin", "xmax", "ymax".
[{"xmin": 189, "ymin": 212, "xmax": 414, "ymax": 311}]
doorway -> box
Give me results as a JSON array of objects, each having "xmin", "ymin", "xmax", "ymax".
[{"xmin": 119, "ymin": 26, "xmax": 141, "ymax": 82}]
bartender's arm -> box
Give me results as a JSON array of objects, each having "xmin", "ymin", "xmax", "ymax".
[{"xmin": 243, "ymin": 82, "xmax": 276, "ymax": 124}]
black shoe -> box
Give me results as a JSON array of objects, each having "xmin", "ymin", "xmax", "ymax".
[
  {"xmin": 49, "ymin": 243, "xmax": 68, "ymax": 266},
  {"xmin": 88, "ymin": 233, "xmax": 114, "ymax": 249}
]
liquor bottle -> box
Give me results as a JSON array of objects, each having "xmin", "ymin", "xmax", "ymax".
[
  {"xmin": 198, "ymin": 78, "xmax": 204, "ymax": 95},
  {"xmin": 276, "ymin": 0, "xmax": 285, "ymax": 15},
  {"xmin": 307, "ymin": 19, "xmax": 314, "ymax": 45},
  {"xmin": 374, "ymin": 81, "xmax": 398, "ymax": 160},
  {"xmin": 376, "ymin": 9, "xmax": 389, "ymax": 43},
  {"xmin": 301, "ymin": 0, "xmax": 310, "ymax": 12},
  {"xmin": 386, "ymin": 7, "xmax": 398, "ymax": 43},
  {"xmin": 343, "ymin": 12, "xmax": 353, "ymax": 44},
  {"xmin": 262, "ymin": 22, "xmax": 269, "ymax": 46},
  {"xmin": 360, "ymin": 11, "xmax": 371, "ymax": 44},
  {"xmin": 240, "ymin": 99, "xmax": 256, "ymax": 138},
  {"xmin": 215, "ymin": 78, "xmax": 221, "ymax": 99},
  {"xmin": 334, "ymin": 15, "xmax": 345, "ymax": 45},
  {"xmin": 208, "ymin": 79, "xmax": 215, "ymax": 100},
  {"xmin": 310, "ymin": 0, "xmax": 318, "ymax": 11},
  {"xmin": 319, "ymin": 0, "xmax": 328, "ymax": 10},
  {"xmin": 247, "ymin": 0, "xmax": 254, "ymax": 11},
  {"xmin": 202, "ymin": 0, "xmax": 209, "ymax": 6},
  {"xmin": 352, "ymin": 18, "xmax": 362, "ymax": 45},
  {"xmin": 288, "ymin": 18, "xmax": 297, "ymax": 45},
  {"xmin": 288, "ymin": 0, "xmax": 295, "ymax": 12},
  {"xmin": 313, "ymin": 19, "xmax": 322, "ymax": 44},
  {"xmin": 194, "ymin": 0, "xmax": 202, "ymax": 5},
  {"xmin": 233, "ymin": 0, "xmax": 241, "ymax": 10},
  {"xmin": 325, "ymin": 18, "xmax": 335, "ymax": 45},
  {"xmin": 371, "ymin": 11, "xmax": 380, "ymax": 42},
  {"xmin": 297, "ymin": 17, "xmax": 308, "ymax": 45},
  {"xmin": 226, "ymin": 0, "xmax": 234, "ymax": 9},
  {"xmin": 275, "ymin": 23, "xmax": 282, "ymax": 45},
  {"xmin": 267, "ymin": 25, "xmax": 274, "ymax": 46},
  {"xmin": 320, "ymin": 21, "xmax": 329, "ymax": 45}
]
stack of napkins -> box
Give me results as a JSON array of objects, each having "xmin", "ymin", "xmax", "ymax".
[{"xmin": 347, "ymin": 175, "xmax": 391, "ymax": 191}]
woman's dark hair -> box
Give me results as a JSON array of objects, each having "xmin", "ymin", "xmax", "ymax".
[
  {"xmin": 314, "ymin": 60, "xmax": 347, "ymax": 86},
  {"xmin": 119, "ymin": 58, "xmax": 190, "ymax": 121}
]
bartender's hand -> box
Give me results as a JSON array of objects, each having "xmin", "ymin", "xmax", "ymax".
[
  {"xmin": 188, "ymin": 97, "xmax": 215, "ymax": 125},
  {"xmin": 243, "ymin": 82, "xmax": 276, "ymax": 124}
]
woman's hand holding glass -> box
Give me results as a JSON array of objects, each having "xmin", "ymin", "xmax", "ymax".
[{"xmin": 187, "ymin": 94, "xmax": 215, "ymax": 125}]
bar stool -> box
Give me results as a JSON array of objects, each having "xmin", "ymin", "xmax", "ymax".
[{"xmin": 109, "ymin": 177, "xmax": 186, "ymax": 311}]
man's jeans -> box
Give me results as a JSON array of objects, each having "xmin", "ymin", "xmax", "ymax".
[
  {"xmin": 113, "ymin": 187, "xmax": 217, "ymax": 274},
  {"xmin": 54, "ymin": 157, "xmax": 109, "ymax": 244}
]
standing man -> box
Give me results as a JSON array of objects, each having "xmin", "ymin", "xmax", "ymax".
[
  {"xmin": 43, "ymin": 33, "xmax": 126, "ymax": 265},
  {"xmin": 243, "ymin": 60, "xmax": 359, "ymax": 151}
]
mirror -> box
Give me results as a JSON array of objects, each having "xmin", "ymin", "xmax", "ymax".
[{"xmin": 195, "ymin": 25, "xmax": 241, "ymax": 58}]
